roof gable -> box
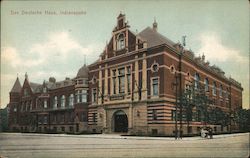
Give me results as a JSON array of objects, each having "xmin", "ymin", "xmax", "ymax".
[{"xmin": 10, "ymin": 77, "xmax": 22, "ymax": 93}]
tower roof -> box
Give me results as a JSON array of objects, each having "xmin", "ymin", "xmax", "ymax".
[
  {"xmin": 76, "ymin": 64, "xmax": 89, "ymax": 78},
  {"xmin": 10, "ymin": 77, "xmax": 22, "ymax": 93},
  {"xmin": 138, "ymin": 27, "xmax": 176, "ymax": 48}
]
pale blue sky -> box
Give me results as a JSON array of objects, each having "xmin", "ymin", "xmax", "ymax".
[{"xmin": 1, "ymin": 0, "xmax": 249, "ymax": 109}]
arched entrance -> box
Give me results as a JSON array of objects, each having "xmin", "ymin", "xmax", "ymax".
[{"xmin": 113, "ymin": 110, "xmax": 128, "ymax": 133}]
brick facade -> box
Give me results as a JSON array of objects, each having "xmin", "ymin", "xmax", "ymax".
[{"xmin": 8, "ymin": 14, "xmax": 243, "ymax": 135}]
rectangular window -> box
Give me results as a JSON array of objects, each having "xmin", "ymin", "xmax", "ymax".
[
  {"xmin": 118, "ymin": 68, "xmax": 125, "ymax": 93},
  {"xmin": 152, "ymin": 109, "xmax": 157, "ymax": 120},
  {"xmin": 92, "ymin": 89, "xmax": 97, "ymax": 102},
  {"xmin": 219, "ymin": 85, "xmax": 223, "ymax": 97},
  {"xmin": 213, "ymin": 82, "xmax": 217, "ymax": 96},
  {"xmin": 127, "ymin": 66, "xmax": 131, "ymax": 94},
  {"xmin": 82, "ymin": 93, "xmax": 87, "ymax": 103},
  {"xmin": 81, "ymin": 90, "xmax": 87, "ymax": 103},
  {"xmin": 77, "ymin": 90, "xmax": 80, "ymax": 103},
  {"xmin": 152, "ymin": 78, "xmax": 159, "ymax": 96},
  {"xmin": 69, "ymin": 94, "xmax": 74, "ymax": 106},
  {"xmin": 44, "ymin": 100, "xmax": 47, "ymax": 108},
  {"xmin": 112, "ymin": 70, "xmax": 116, "ymax": 94}
]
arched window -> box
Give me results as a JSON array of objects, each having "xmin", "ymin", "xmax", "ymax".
[
  {"xmin": 61, "ymin": 95, "xmax": 65, "ymax": 107},
  {"xmin": 54, "ymin": 96, "xmax": 57, "ymax": 108},
  {"xmin": 212, "ymin": 82, "xmax": 217, "ymax": 96},
  {"xmin": 44, "ymin": 100, "xmax": 47, "ymax": 108},
  {"xmin": 69, "ymin": 94, "xmax": 74, "ymax": 107},
  {"xmin": 194, "ymin": 73, "xmax": 200, "ymax": 89},
  {"xmin": 117, "ymin": 34, "xmax": 125, "ymax": 50},
  {"xmin": 204, "ymin": 78, "xmax": 209, "ymax": 92}
]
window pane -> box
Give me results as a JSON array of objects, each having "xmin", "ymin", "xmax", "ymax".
[{"xmin": 152, "ymin": 78, "xmax": 159, "ymax": 96}]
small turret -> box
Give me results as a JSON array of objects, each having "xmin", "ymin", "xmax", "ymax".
[{"xmin": 153, "ymin": 17, "xmax": 158, "ymax": 32}]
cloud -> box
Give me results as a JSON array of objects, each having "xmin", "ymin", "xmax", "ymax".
[
  {"xmin": 1, "ymin": 31, "xmax": 104, "ymax": 108},
  {"xmin": 29, "ymin": 31, "xmax": 95, "ymax": 59},
  {"xmin": 2, "ymin": 31, "xmax": 103, "ymax": 68},
  {"xmin": 198, "ymin": 32, "xmax": 247, "ymax": 63}
]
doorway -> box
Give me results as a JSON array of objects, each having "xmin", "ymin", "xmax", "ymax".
[{"xmin": 113, "ymin": 110, "xmax": 128, "ymax": 133}]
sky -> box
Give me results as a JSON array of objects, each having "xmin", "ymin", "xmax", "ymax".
[{"xmin": 1, "ymin": 0, "xmax": 249, "ymax": 109}]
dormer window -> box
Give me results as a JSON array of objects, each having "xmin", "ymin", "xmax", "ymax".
[
  {"xmin": 117, "ymin": 34, "xmax": 125, "ymax": 50},
  {"xmin": 43, "ymin": 87, "xmax": 47, "ymax": 93}
]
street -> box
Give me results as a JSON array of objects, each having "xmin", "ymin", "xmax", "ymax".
[{"xmin": 0, "ymin": 133, "xmax": 249, "ymax": 158}]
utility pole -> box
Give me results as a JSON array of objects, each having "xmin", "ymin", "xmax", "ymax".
[
  {"xmin": 173, "ymin": 73, "xmax": 178, "ymax": 139},
  {"xmin": 179, "ymin": 35, "xmax": 186, "ymax": 138}
]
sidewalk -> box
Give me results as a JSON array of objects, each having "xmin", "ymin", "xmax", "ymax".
[{"xmin": 3, "ymin": 132, "xmax": 247, "ymax": 141}]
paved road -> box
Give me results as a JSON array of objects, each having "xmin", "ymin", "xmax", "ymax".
[{"xmin": 0, "ymin": 133, "xmax": 249, "ymax": 158}]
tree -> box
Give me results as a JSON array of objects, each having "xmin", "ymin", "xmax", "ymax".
[
  {"xmin": 0, "ymin": 107, "xmax": 8, "ymax": 132},
  {"xmin": 234, "ymin": 108, "xmax": 250, "ymax": 132}
]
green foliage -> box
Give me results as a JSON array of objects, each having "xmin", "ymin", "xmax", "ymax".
[
  {"xmin": 0, "ymin": 107, "xmax": 8, "ymax": 131},
  {"xmin": 234, "ymin": 108, "xmax": 250, "ymax": 132}
]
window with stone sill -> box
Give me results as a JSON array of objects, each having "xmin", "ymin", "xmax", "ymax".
[
  {"xmin": 194, "ymin": 73, "xmax": 200, "ymax": 89},
  {"xmin": 204, "ymin": 78, "xmax": 209, "ymax": 92},
  {"xmin": 61, "ymin": 95, "xmax": 65, "ymax": 107},
  {"xmin": 212, "ymin": 82, "xmax": 217, "ymax": 96},
  {"xmin": 118, "ymin": 68, "xmax": 125, "ymax": 93},
  {"xmin": 69, "ymin": 94, "xmax": 74, "ymax": 106},
  {"xmin": 219, "ymin": 85, "xmax": 223, "ymax": 97},
  {"xmin": 92, "ymin": 88, "xmax": 97, "ymax": 102},
  {"xmin": 53, "ymin": 96, "xmax": 58, "ymax": 108},
  {"xmin": 44, "ymin": 100, "xmax": 47, "ymax": 108},
  {"xmin": 127, "ymin": 66, "xmax": 131, "ymax": 94},
  {"xmin": 112, "ymin": 70, "xmax": 116, "ymax": 94},
  {"xmin": 152, "ymin": 78, "xmax": 159, "ymax": 96}
]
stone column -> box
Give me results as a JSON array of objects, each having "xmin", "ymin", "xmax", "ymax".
[
  {"xmin": 134, "ymin": 55, "xmax": 139, "ymax": 101},
  {"xmin": 98, "ymin": 65, "xmax": 102, "ymax": 104},
  {"xmin": 128, "ymin": 104, "xmax": 133, "ymax": 133},
  {"xmin": 142, "ymin": 53, "xmax": 147, "ymax": 100},
  {"xmin": 104, "ymin": 64, "xmax": 108, "ymax": 97}
]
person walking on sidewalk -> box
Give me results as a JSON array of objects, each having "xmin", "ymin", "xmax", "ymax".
[{"xmin": 209, "ymin": 128, "xmax": 213, "ymax": 139}]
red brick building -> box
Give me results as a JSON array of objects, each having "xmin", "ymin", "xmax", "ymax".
[
  {"xmin": 87, "ymin": 14, "xmax": 243, "ymax": 135},
  {"xmin": 8, "ymin": 65, "xmax": 89, "ymax": 133},
  {"xmin": 8, "ymin": 14, "xmax": 243, "ymax": 135}
]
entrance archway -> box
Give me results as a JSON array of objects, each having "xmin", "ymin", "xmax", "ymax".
[{"xmin": 113, "ymin": 110, "xmax": 128, "ymax": 133}]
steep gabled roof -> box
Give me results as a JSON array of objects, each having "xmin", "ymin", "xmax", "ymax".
[
  {"xmin": 29, "ymin": 82, "xmax": 42, "ymax": 93},
  {"xmin": 10, "ymin": 77, "xmax": 22, "ymax": 93},
  {"xmin": 138, "ymin": 27, "xmax": 176, "ymax": 49}
]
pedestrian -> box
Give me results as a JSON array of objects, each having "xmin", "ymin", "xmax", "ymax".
[
  {"xmin": 177, "ymin": 129, "xmax": 180, "ymax": 139},
  {"xmin": 209, "ymin": 128, "xmax": 213, "ymax": 139},
  {"xmin": 201, "ymin": 128, "xmax": 205, "ymax": 138}
]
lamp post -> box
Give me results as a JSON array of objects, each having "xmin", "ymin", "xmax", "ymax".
[
  {"xmin": 178, "ymin": 36, "xmax": 186, "ymax": 138},
  {"xmin": 172, "ymin": 72, "xmax": 178, "ymax": 139}
]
